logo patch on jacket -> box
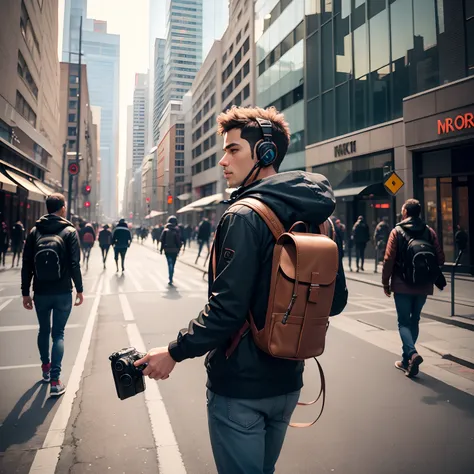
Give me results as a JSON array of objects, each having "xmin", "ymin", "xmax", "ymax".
[{"xmin": 223, "ymin": 248, "xmax": 235, "ymax": 264}]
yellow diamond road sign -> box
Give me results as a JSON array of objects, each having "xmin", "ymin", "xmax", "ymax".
[{"xmin": 384, "ymin": 171, "xmax": 404, "ymax": 196}]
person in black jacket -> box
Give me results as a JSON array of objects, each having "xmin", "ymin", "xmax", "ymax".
[
  {"xmin": 112, "ymin": 218, "xmax": 132, "ymax": 272},
  {"xmin": 11, "ymin": 220, "xmax": 25, "ymax": 268},
  {"xmin": 195, "ymin": 218, "xmax": 211, "ymax": 263},
  {"xmin": 160, "ymin": 216, "xmax": 182, "ymax": 285},
  {"xmin": 21, "ymin": 193, "xmax": 83, "ymax": 397},
  {"xmin": 352, "ymin": 215, "xmax": 370, "ymax": 272},
  {"xmin": 98, "ymin": 224, "xmax": 112, "ymax": 269},
  {"xmin": 135, "ymin": 107, "xmax": 348, "ymax": 474}
]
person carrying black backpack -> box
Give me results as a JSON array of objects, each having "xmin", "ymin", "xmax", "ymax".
[
  {"xmin": 21, "ymin": 193, "xmax": 84, "ymax": 397},
  {"xmin": 382, "ymin": 199, "xmax": 445, "ymax": 378},
  {"xmin": 160, "ymin": 215, "xmax": 182, "ymax": 286}
]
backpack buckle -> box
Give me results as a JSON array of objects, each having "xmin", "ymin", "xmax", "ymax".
[{"xmin": 308, "ymin": 284, "xmax": 320, "ymax": 304}]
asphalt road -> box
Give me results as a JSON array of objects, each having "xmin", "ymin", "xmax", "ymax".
[{"xmin": 0, "ymin": 241, "xmax": 473, "ymax": 474}]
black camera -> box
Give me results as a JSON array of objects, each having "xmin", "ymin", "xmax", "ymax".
[{"xmin": 109, "ymin": 347, "xmax": 147, "ymax": 400}]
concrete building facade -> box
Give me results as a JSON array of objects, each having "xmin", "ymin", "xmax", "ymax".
[
  {"xmin": 0, "ymin": 0, "xmax": 61, "ymax": 231},
  {"xmin": 132, "ymin": 73, "xmax": 148, "ymax": 172},
  {"xmin": 153, "ymin": 38, "xmax": 166, "ymax": 145}
]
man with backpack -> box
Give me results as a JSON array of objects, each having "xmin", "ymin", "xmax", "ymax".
[
  {"xmin": 21, "ymin": 193, "xmax": 83, "ymax": 397},
  {"xmin": 160, "ymin": 216, "xmax": 182, "ymax": 286},
  {"xmin": 78, "ymin": 222, "xmax": 96, "ymax": 267},
  {"xmin": 135, "ymin": 106, "xmax": 347, "ymax": 474},
  {"xmin": 382, "ymin": 198, "xmax": 445, "ymax": 378}
]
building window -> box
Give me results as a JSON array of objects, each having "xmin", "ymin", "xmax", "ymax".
[
  {"xmin": 68, "ymin": 113, "xmax": 76, "ymax": 122},
  {"xmin": 17, "ymin": 51, "xmax": 38, "ymax": 98},
  {"xmin": 69, "ymin": 88, "xmax": 78, "ymax": 98},
  {"xmin": 68, "ymin": 99, "xmax": 76, "ymax": 109},
  {"xmin": 211, "ymin": 153, "xmax": 216, "ymax": 167},
  {"xmin": 20, "ymin": 1, "xmax": 40, "ymax": 61},
  {"xmin": 15, "ymin": 91, "xmax": 36, "ymax": 127},
  {"xmin": 68, "ymin": 126, "xmax": 76, "ymax": 136},
  {"xmin": 243, "ymin": 37, "xmax": 250, "ymax": 55},
  {"xmin": 468, "ymin": 18, "xmax": 474, "ymax": 75},
  {"xmin": 68, "ymin": 139, "xmax": 76, "ymax": 150},
  {"xmin": 243, "ymin": 84, "xmax": 250, "ymax": 100},
  {"xmin": 236, "ymin": 31, "xmax": 242, "ymax": 44}
]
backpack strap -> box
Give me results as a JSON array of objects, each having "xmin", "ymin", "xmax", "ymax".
[{"xmin": 232, "ymin": 197, "xmax": 285, "ymax": 240}]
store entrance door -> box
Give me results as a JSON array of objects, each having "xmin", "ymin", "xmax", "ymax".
[{"xmin": 453, "ymin": 177, "xmax": 472, "ymax": 271}]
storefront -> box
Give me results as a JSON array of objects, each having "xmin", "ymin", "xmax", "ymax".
[{"xmin": 405, "ymin": 76, "xmax": 474, "ymax": 272}]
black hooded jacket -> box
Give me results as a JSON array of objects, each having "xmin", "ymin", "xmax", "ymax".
[
  {"xmin": 21, "ymin": 215, "xmax": 83, "ymax": 296},
  {"xmin": 168, "ymin": 171, "xmax": 348, "ymax": 399}
]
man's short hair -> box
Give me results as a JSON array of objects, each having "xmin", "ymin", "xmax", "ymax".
[
  {"xmin": 46, "ymin": 193, "xmax": 65, "ymax": 214},
  {"xmin": 403, "ymin": 199, "xmax": 421, "ymax": 218},
  {"xmin": 216, "ymin": 106, "xmax": 291, "ymax": 171}
]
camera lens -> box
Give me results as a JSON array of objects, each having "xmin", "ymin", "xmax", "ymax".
[
  {"xmin": 115, "ymin": 361, "xmax": 124, "ymax": 372},
  {"xmin": 120, "ymin": 374, "xmax": 133, "ymax": 387}
]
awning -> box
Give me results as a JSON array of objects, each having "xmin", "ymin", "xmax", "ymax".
[
  {"xmin": 5, "ymin": 170, "xmax": 45, "ymax": 202},
  {"xmin": 33, "ymin": 179, "xmax": 55, "ymax": 196},
  {"xmin": 333, "ymin": 185, "xmax": 368, "ymax": 198},
  {"xmin": 145, "ymin": 210, "xmax": 167, "ymax": 219},
  {"xmin": 0, "ymin": 171, "xmax": 17, "ymax": 193},
  {"xmin": 177, "ymin": 192, "xmax": 192, "ymax": 201},
  {"xmin": 177, "ymin": 192, "xmax": 224, "ymax": 214}
]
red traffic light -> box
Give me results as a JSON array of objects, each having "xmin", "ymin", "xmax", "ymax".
[
  {"xmin": 68, "ymin": 162, "xmax": 79, "ymax": 176},
  {"xmin": 85, "ymin": 184, "xmax": 91, "ymax": 193},
  {"xmin": 84, "ymin": 201, "xmax": 91, "ymax": 208},
  {"xmin": 167, "ymin": 195, "xmax": 173, "ymax": 205},
  {"xmin": 129, "ymin": 212, "xmax": 133, "ymax": 218},
  {"xmin": 146, "ymin": 197, "xmax": 150, "ymax": 203}
]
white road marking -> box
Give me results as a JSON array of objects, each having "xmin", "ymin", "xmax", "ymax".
[
  {"xmin": 0, "ymin": 363, "xmax": 39, "ymax": 371},
  {"xmin": 103, "ymin": 276, "xmax": 111, "ymax": 295},
  {"xmin": 118, "ymin": 293, "xmax": 134, "ymax": 321},
  {"xmin": 0, "ymin": 324, "xmax": 82, "ymax": 333},
  {"xmin": 90, "ymin": 275, "xmax": 99, "ymax": 293},
  {"xmin": 126, "ymin": 268, "xmax": 144, "ymax": 292},
  {"xmin": 28, "ymin": 275, "xmax": 104, "ymax": 474},
  {"xmin": 126, "ymin": 323, "xmax": 186, "ymax": 474},
  {"xmin": 148, "ymin": 272, "xmax": 168, "ymax": 289},
  {"xmin": 0, "ymin": 298, "xmax": 13, "ymax": 312}
]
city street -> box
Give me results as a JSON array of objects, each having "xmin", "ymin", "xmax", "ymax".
[{"xmin": 1, "ymin": 241, "xmax": 474, "ymax": 474}]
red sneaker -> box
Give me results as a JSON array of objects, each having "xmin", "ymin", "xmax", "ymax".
[
  {"xmin": 41, "ymin": 363, "xmax": 51, "ymax": 382},
  {"xmin": 50, "ymin": 380, "xmax": 66, "ymax": 397}
]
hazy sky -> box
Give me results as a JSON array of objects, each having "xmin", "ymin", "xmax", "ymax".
[{"xmin": 58, "ymin": 0, "xmax": 153, "ymax": 209}]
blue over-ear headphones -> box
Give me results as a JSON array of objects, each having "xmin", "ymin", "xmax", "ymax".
[{"xmin": 255, "ymin": 117, "xmax": 278, "ymax": 167}]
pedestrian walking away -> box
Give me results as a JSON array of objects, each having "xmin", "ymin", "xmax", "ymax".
[
  {"xmin": 195, "ymin": 217, "xmax": 211, "ymax": 264},
  {"xmin": 78, "ymin": 222, "xmax": 96, "ymax": 268},
  {"xmin": 11, "ymin": 220, "xmax": 26, "ymax": 268},
  {"xmin": 382, "ymin": 198, "xmax": 445, "ymax": 378},
  {"xmin": 134, "ymin": 106, "xmax": 348, "ymax": 474},
  {"xmin": 112, "ymin": 218, "xmax": 132, "ymax": 272},
  {"xmin": 98, "ymin": 224, "xmax": 113, "ymax": 269},
  {"xmin": 21, "ymin": 193, "xmax": 84, "ymax": 397},
  {"xmin": 160, "ymin": 216, "xmax": 182, "ymax": 285},
  {"xmin": 0, "ymin": 220, "xmax": 9, "ymax": 267},
  {"xmin": 352, "ymin": 216, "xmax": 370, "ymax": 272},
  {"xmin": 373, "ymin": 217, "xmax": 390, "ymax": 273}
]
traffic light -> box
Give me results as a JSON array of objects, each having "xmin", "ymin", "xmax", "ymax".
[
  {"xmin": 84, "ymin": 201, "xmax": 91, "ymax": 208},
  {"xmin": 167, "ymin": 195, "xmax": 173, "ymax": 205},
  {"xmin": 83, "ymin": 183, "xmax": 91, "ymax": 195},
  {"xmin": 146, "ymin": 197, "xmax": 150, "ymax": 204}
]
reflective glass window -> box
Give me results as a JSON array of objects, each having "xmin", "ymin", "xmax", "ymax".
[
  {"xmin": 467, "ymin": 0, "xmax": 474, "ymax": 19},
  {"xmin": 306, "ymin": 96, "xmax": 321, "ymax": 145},
  {"xmin": 336, "ymin": 82, "xmax": 350, "ymax": 135},
  {"xmin": 370, "ymin": 8, "xmax": 389, "ymax": 72},
  {"xmin": 306, "ymin": 31, "xmax": 320, "ymax": 99},
  {"xmin": 370, "ymin": 65, "xmax": 391, "ymax": 125},
  {"xmin": 354, "ymin": 23, "xmax": 369, "ymax": 78},
  {"xmin": 413, "ymin": 0, "xmax": 439, "ymax": 92},
  {"xmin": 322, "ymin": 90, "xmax": 334, "ymax": 139},
  {"xmin": 322, "ymin": 21, "xmax": 334, "ymax": 91},
  {"xmin": 335, "ymin": 13, "xmax": 352, "ymax": 84},
  {"xmin": 353, "ymin": 75, "xmax": 368, "ymax": 130},
  {"xmin": 390, "ymin": 0, "xmax": 414, "ymax": 62},
  {"xmin": 322, "ymin": 0, "xmax": 333, "ymax": 24},
  {"xmin": 353, "ymin": 0, "xmax": 366, "ymax": 29},
  {"xmin": 341, "ymin": 0, "xmax": 351, "ymax": 18},
  {"xmin": 295, "ymin": 21, "xmax": 304, "ymax": 43},
  {"xmin": 368, "ymin": 0, "xmax": 385, "ymax": 19}
]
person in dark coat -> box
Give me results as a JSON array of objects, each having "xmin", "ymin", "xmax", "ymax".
[
  {"xmin": 160, "ymin": 216, "xmax": 182, "ymax": 285},
  {"xmin": 0, "ymin": 221, "xmax": 9, "ymax": 267},
  {"xmin": 195, "ymin": 218, "xmax": 211, "ymax": 264},
  {"xmin": 98, "ymin": 224, "xmax": 113, "ymax": 269},
  {"xmin": 352, "ymin": 216, "xmax": 370, "ymax": 272},
  {"xmin": 11, "ymin": 221, "xmax": 26, "ymax": 267}
]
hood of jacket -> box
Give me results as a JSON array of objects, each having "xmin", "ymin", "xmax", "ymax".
[
  {"xmin": 35, "ymin": 214, "xmax": 73, "ymax": 235},
  {"xmin": 397, "ymin": 217, "xmax": 427, "ymax": 237},
  {"xmin": 232, "ymin": 171, "xmax": 335, "ymax": 227},
  {"xmin": 165, "ymin": 223, "xmax": 178, "ymax": 230}
]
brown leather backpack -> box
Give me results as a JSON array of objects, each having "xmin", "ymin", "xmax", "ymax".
[{"xmin": 212, "ymin": 197, "xmax": 339, "ymax": 427}]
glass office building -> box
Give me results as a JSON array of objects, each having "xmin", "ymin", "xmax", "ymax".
[
  {"xmin": 255, "ymin": 0, "xmax": 305, "ymax": 171},
  {"xmin": 305, "ymin": 0, "xmax": 474, "ymax": 270}
]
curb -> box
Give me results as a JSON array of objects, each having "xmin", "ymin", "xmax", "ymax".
[
  {"xmin": 345, "ymin": 273, "xmax": 474, "ymax": 308},
  {"xmin": 419, "ymin": 343, "xmax": 474, "ymax": 371}
]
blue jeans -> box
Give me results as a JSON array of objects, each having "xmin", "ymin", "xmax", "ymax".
[
  {"xmin": 165, "ymin": 253, "xmax": 177, "ymax": 282},
  {"xmin": 34, "ymin": 293, "xmax": 73, "ymax": 381},
  {"xmin": 394, "ymin": 293, "xmax": 427, "ymax": 365},
  {"xmin": 207, "ymin": 389, "xmax": 300, "ymax": 474}
]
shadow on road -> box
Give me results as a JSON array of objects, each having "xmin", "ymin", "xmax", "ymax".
[
  {"xmin": 0, "ymin": 382, "xmax": 58, "ymax": 453},
  {"xmin": 412, "ymin": 375, "xmax": 474, "ymax": 417}
]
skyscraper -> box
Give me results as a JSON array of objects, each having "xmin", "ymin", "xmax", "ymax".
[
  {"xmin": 62, "ymin": 0, "xmax": 120, "ymax": 220},
  {"xmin": 132, "ymin": 73, "xmax": 148, "ymax": 172},
  {"xmin": 163, "ymin": 0, "xmax": 204, "ymax": 104},
  {"xmin": 153, "ymin": 39, "xmax": 166, "ymax": 145},
  {"xmin": 202, "ymin": 0, "xmax": 229, "ymax": 59}
]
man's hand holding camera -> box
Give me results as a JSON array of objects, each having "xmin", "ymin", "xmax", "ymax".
[{"xmin": 134, "ymin": 347, "xmax": 176, "ymax": 380}]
